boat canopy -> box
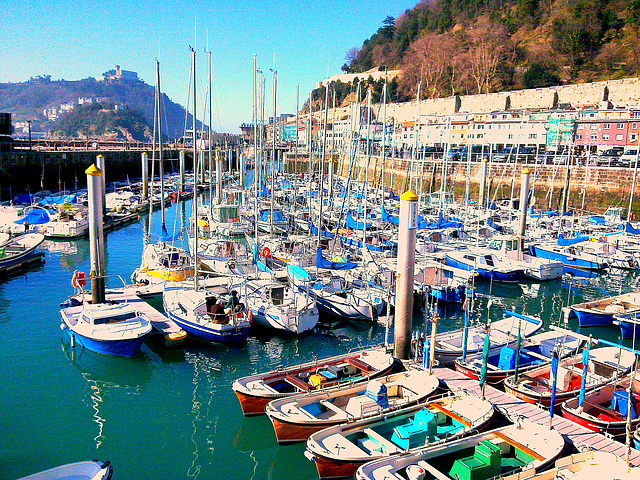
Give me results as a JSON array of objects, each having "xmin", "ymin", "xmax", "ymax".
[
  {"xmin": 625, "ymin": 222, "xmax": 640, "ymax": 235},
  {"xmin": 346, "ymin": 213, "xmax": 371, "ymax": 230}
]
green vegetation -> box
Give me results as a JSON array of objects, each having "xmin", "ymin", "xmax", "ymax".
[
  {"xmin": 51, "ymin": 102, "xmax": 151, "ymax": 141},
  {"xmin": 325, "ymin": 0, "xmax": 640, "ymax": 104},
  {"xmin": 0, "ymin": 75, "xmax": 199, "ymax": 141}
]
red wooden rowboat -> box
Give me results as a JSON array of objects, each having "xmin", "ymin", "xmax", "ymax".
[{"xmin": 231, "ymin": 348, "xmax": 395, "ymax": 416}]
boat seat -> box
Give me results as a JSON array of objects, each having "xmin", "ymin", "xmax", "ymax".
[
  {"xmin": 363, "ymin": 428, "xmax": 401, "ymax": 454},
  {"xmin": 449, "ymin": 440, "xmax": 501, "ymax": 480},
  {"xmin": 390, "ymin": 410, "xmax": 437, "ymax": 450},
  {"xmin": 346, "ymin": 357, "xmax": 375, "ymax": 375},
  {"xmin": 284, "ymin": 375, "xmax": 310, "ymax": 392}
]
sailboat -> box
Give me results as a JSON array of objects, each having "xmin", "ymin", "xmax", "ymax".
[{"xmin": 161, "ymin": 48, "xmax": 251, "ymax": 346}]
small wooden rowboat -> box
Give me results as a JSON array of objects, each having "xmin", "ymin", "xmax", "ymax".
[
  {"xmin": 265, "ymin": 370, "xmax": 439, "ymax": 444},
  {"xmin": 305, "ymin": 392, "xmax": 494, "ymax": 479},
  {"xmin": 231, "ymin": 348, "xmax": 395, "ymax": 416},
  {"xmin": 355, "ymin": 421, "xmax": 565, "ymax": 480},
  {"xmin": 503, "ymin": 346, "xmax": 635, "ymax": 408},
  {"xmin": 560, "ymin": 371, "xmax": 640, "ymax": 435}
]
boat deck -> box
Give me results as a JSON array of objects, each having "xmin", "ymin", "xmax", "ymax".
[{"xmin": 430, "ymin": 366, "xmax": 640, "ymax": 465}]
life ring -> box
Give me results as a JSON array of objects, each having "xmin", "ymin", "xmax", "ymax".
[
  {"xmin": 261, "ymin": 247, "xmax": 271, "ymax": 258},
  {"xmin": 227, "ymin": 193, "xmax": 235, "ymax": 203}
]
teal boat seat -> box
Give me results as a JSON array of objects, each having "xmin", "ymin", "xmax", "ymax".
[
  {"xmin": 390, "ymin": 409, "xmax": 436, "ymax": 449},
  {"xmin": 449, "ymin": 440, "xmax": 501, "ymax": 480}
]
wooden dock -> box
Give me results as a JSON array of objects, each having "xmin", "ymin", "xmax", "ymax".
[
  {"xmin": 0, "ymin": 251, "xmax": 44, "ymax": 277},
  {"xmin": 431, "ymin": 366, "xmax": 640, "ymax": 465}
]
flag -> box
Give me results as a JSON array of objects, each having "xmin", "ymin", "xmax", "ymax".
[
  {"xmin": 578, "ymin": 342, "xmax": 590, "ymax": 407},
  {"xmin": 549, "ymin": 351, "xmax": 559, "ymax": 419},
  {"xmin": 479, "ymin": 324, "xmax": 491, "ymax": 389}
]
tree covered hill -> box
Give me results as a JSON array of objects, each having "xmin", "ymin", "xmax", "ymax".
[
  {"xmin": 331, "ymin": 0, "xmax": 640, "ymax": 103},
  {"xmin": 0, "ymin": 75, "xmax": 200, "ymax": 142}
]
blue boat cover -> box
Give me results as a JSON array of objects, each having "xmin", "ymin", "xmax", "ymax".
[
  {"xmin": 626, "ymin": 222, "xmax": 640, "ymax": 235},
  {"xmin": 287, "ymin": 264, "xmax": 312, "ymax": 282},
  {"xmin": 557, "ymin": 233, "xmax": 590, "ymax": 246},
  {"xmin": 13, "ymin": 194, "xmax": 34, "ymax": 205},
  {"xmin": 381, "ymin": 206, "xmax": 400, "ymax": 225},
  {"xmin": 487, "ymin": 217, "xmax": 504, "ymax": 232},
  {"xmin": 14, "ymin": 208, "xmax": 51, "ymax": 225},
  {"xmin": 38, "ymin": 195, "xmax": 77, "ymax": 206},
  {"xmin": 346, "ymin": 213, "xmax": 371, "ymax": 230},
  {"xmin": 588, "ymin": 215, "xmax": 606, "ymax": 225},
  {"xmin": 315, "ymin": 247, "xmax": 357, "ymax": 270},
  {"xmin": 161, "ymin": 224, "xmax": 181, "ymax": 242}
]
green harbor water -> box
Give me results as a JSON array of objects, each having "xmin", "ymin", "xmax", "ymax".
[{"xmin": 1, "ymin": 197, "xmax": 639, "ymax": 480}]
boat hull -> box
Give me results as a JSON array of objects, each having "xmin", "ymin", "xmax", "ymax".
[
  {"xmin": 572, "ymin": 308, "xmax": 614, "ymax": 327},
  {"xmin": 560, "ymin": 406, "xmax": 636, "ymax": 435},
  {"xmin": 64, "ymin": 328, "xmax": 145, "ymax": 358},
  {"xmin": 166, "ymin": 310, "xmax": 250, "ymax": 345},
  {"xmin": 269, "ymin": 415, "xmax": 326, "ymax": 444},
  {"xmin": 312, "ymin": 453, "xmax": 366, "ymax": 480}
]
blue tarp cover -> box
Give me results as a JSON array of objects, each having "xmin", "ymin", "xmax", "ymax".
[
  {"xmin": 346, "ymin": 213, "xmax": 371, "ymax": 230},
  {"xmin": 161, "ymin": 224, "xmax": 181, "ymax": 242},
  {"xmin": 589, "ymin": 215, "xmax": 606, "ymax": 225},
  {"xmin": 14, "ymin": 208, "xmax": 50, "ymax": 225},
  {"xmin": 626, "ymin": 222, "xmax": 640, "ymax": 235},
  {"xmin": 315, "ymin": 247, "xmax": 357, "ymax": 270},
  {"xmin": 14, "ymin": 194, "xmax": 34, "ymax": 205},
  {"xmin": 557, "ymin": 233, "xmax": 590, "ymax": 246}
]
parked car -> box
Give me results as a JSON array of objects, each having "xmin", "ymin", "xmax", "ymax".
[
  {"xmin": 495, "ymin": 146, "xmax": 535, "ymax": 162},
  {"xmin": 597, "ymin": 148, "xmax": 623, "ymax": 166},
  {"xmin": 619, "ymin": 149, "xmax": 639, "ymax": 167}
]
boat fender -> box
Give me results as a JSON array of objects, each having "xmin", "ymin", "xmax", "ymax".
[
  {"xmin": 228, "ymin": 262, "xmax": 236, "ymax": 270},
  {"xmin": 262, "ymin": 247, "xmax": 271, "ymax": 258},
  {"xmin": 227, "ymin": 194, "xmax": 235, "ymax": 203},
  {"xmin": 248, "ymin": 310, "xmax": 253, "ymax": 324}
]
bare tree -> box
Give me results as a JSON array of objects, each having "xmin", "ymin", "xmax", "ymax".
[
  {"xmin": 345, "ymin": 47, "xmax": 361, "ymax": 64},
  {"xmin": 462, "ymin": 19, "xmax": 511, "ymax": 94}
]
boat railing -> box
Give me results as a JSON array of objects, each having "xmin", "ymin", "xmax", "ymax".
[{"xmin": 75, "ymin": 273, "xmax": 131, "ymax": 307}]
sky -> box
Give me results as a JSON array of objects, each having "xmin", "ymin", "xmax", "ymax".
[{"xmin": 1, "ymin": 0, "xmax": 414, "ymax": 134}]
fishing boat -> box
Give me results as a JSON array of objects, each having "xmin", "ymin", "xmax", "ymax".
[
  {"xmin": 454, "ymin": 330, "xmax": 583, "ymax": 385},
  {"xmin": 501, "ymin": 451, "xmax": 638, "ymax": 480},
  {"xmin": 529, "ymin": 238, "xmax": 608, "ymax": 271},
  {"xmin": 485, "ymin": 235, "xmax": 564, "ymax": 281},
  {"xmin": 569, "ymin": 290, "xmax": 640, "ymax": 327},
  {"xmin": 433, "ymin": 311, "xmax": 543, "ymax": 366},
  {"xmin": 614, "ymin": 311, "xmax": 640, "ymax": 339},
  {"xmin": 162, "ymin": 284, "xmax": 251, "ymax": 345},
  {"xmin": 237, "ymin": 278, "xmax": 319, "ymax": 334},
  {"xmin": 445, "ymin": 249, "xmax": 527, "ymax": 283},
  {"xmin": 59, "ymin": 298, "xmax": 152, "ymax": 358},
  {"xmin": 560, "ymin": 370, "xmax": 640, "ymax": 435},
  {"xmin": 355, "ymin": 420, "xmax": 565, "ymax": 480},
  {"xmin": 265, "ymin": 370, "xmax": 439, "ymax": 444},
  {"xmin": 231, "ymin": 348, "xmax": 395, "ymax": 416},
  {"xmin": 133, "ymin": 242, "xmax": 194, "ymax": 283},
  {"xmin": 43, "ymin": 205, "xmax": 89, "ymax": 239},
  {"xmin": 18, "ymin": 460, "xmax": 112, "ymax": 480},
  {"xmin": 305, "ymin": 392, "xmax": 494, "ymax": 479},
  {"xmin": 0, "ymin": 232, "xmax": 44, "ymax": 269},
  {"xmin": 503, "ymin": 345, "xmax": 636, "ymax": 408}
]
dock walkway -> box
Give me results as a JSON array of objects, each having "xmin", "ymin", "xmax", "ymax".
[{"xmin": 431, "ymin": 366, "xmax": 640, "ymax": 466}]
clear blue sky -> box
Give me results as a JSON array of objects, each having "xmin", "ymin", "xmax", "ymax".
[{"xmin": 1, "ymin": 0, "xmax": 414, "ymax": 134}]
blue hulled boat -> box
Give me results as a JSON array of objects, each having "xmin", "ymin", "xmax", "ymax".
[
  {"xmin": 569, "ymin": 290, "xmax": 640, "ymax": 327},
  {"xmin": 445, "ymin": 250, "xmax": 526, "ymax": 283}
]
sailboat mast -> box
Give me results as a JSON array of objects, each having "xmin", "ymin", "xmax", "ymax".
[
  {"xmin": 191, "ymin": 47, "xmax": 199, "ymax": 291},
  {"xmin": 156, "ymin": 61, "xmax": 165, "ymax": 227},
  {"xmin": 253, "ymin": 58, "xmax": 260, "ymax": 242},
  {"xmin": 208, "ymin": 50, "xmax": 213, "ymax": 213},
  {"xmin": 270, "ymin": 70, "xmax": 277, "ymax": 235},
  {"xmin": 317, "ymin": 84, "xmax": 329, "ymax": 248},
  {"xmin": 363, "ymin": 88, "xmax": 372, "ymax": 251},
  {"xmin": 381, "ymin": 80, "xmax": 388, "ymax": 204}
]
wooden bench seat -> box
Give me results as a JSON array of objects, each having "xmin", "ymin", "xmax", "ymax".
[
  {"xmin": 285, "ymin": 375, "xmax": 310, "ymax": 392},
  {"xmin": 346, "ymin": 357, "xmax": 375, "ymax": 375}
]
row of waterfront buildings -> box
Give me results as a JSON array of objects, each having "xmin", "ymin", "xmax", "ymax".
[{"xmin": 241, "ymin": 77, "xmax": 640, "ymax": 154}]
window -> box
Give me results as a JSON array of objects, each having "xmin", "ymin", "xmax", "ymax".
[
  {"xmin": 633, "ymin": 123, "xmax": 638, "ymax": 129},
  {"xmin": 591, "ymin": 134, "xmax": 598, "ymax": 141},
  {"xmin": 604, "ymin": 123, "xmax": 611, "ymax": 129},
  {"xmin": 576, "ymin": 134, "xmax": 583, "ymax": 140},
  {"xmin": 529, "ymin": 133, "xmax": 537, "ymax": 139},
  {"xmin": 603, "ymin": 134, "xmax": 610, "ymax": 140},
  {"xmin": 508, "ymin": 134, "xmax": 514, "ymax": 139},
  {"xmin": 631, "ymin": 134, "xmax": 638, "ymax": 142},
  {"xmin": 617, "ymin": 123, "xmax": 624, "ymax": 129},
  {"xmin": 616, "ymin": 134, "xmax": 623, "ymax": 141}
]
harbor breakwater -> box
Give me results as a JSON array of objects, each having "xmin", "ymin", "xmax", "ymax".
[{"xmin": 287, "ymin": 153, "xmax": 640, "ymax": 215}]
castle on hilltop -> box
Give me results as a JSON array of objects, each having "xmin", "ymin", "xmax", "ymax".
[{"xmin": 98, "ymin": 65, "xmax": 138, "ymax": 82}]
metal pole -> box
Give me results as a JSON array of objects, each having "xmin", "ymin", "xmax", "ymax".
[
  {"xmin": 141, "ymin": 152, "xmax": 149, "ymax": 201},
  {"xmin": 216, "ymin": 151, "xmax": 223, "ymax": 205},
  {"xmin": 518, "ymin": 168, "xmax": 531, "ymax": 238},
  {"xmin": 479, "ymin": 158, "xmax": 488, "ymax": 209},
  {"xmin": 559, "ymin": 164, "xmax": 571, "ymax": 229},
  {"xmin": 86, "ymin": 164, "xmax": 105, "ymax": 305},
  {"xmin": 179, "ymin": 150, "xmax": 185, "ymax": 192},
  {"xmin": 95, "ymin": 154, "xmax": 106, "ymax": 218},
  {"xmin": 628, "ymin": 150, "xmax": 640, "ymax": 220},
  {"xmin": 394, "ymin": 190, "xmax": 418, "ymax": 360}
]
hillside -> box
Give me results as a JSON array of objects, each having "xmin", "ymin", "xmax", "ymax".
[
  {"xmin": 0, "ymin": 75, "xmax": 199, "ymax": 142},
  {"xmin": 328, "ymin": 0, "xmax": 640, "ymax": 103}
]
